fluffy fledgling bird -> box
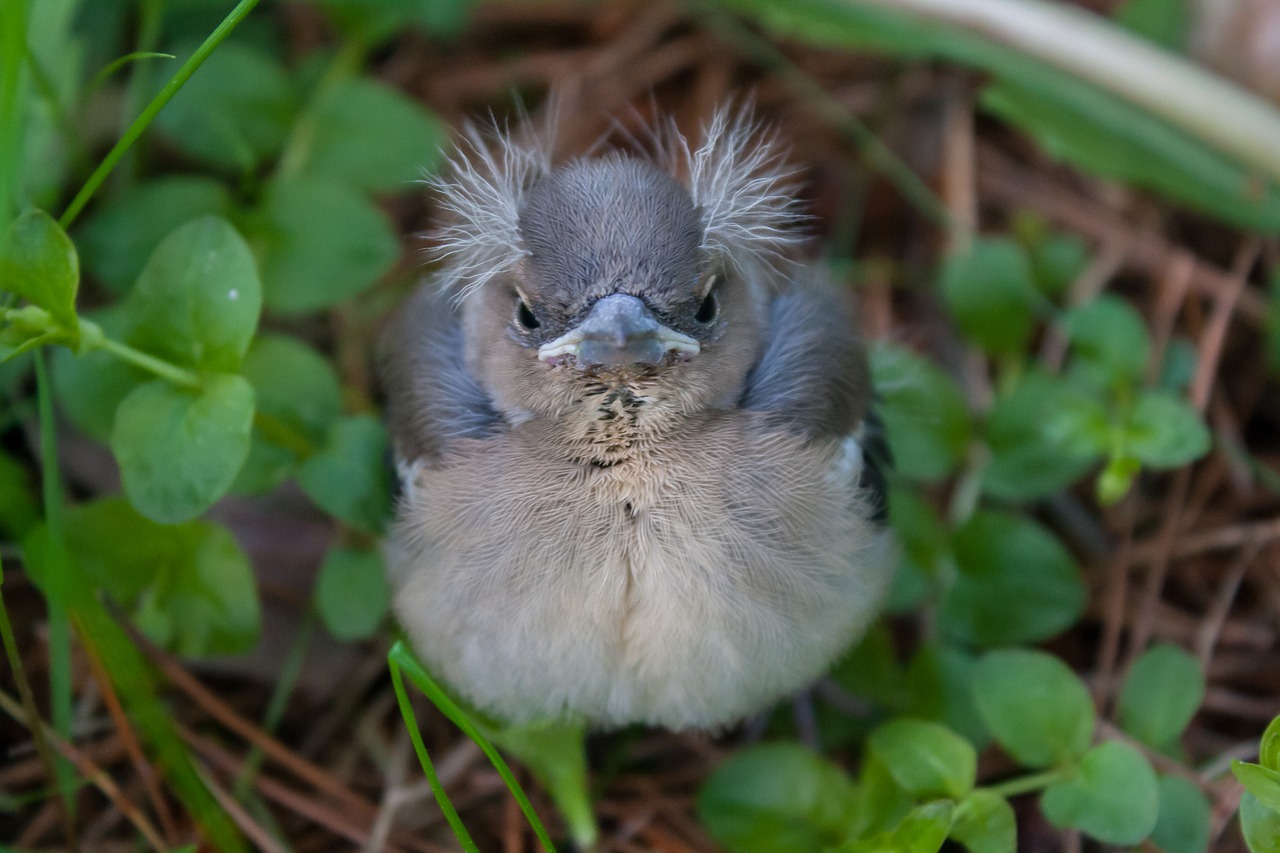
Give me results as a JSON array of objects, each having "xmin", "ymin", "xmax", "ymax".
[{"xmin": 381, "ymin": 106, "xmax": 891, "ymax": 737}]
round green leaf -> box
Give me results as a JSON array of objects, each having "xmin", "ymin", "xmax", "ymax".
[
  {"xmin": 869, "ymin": 718, "xmax": 976, "ymax": 800},
  {"xmin": 155, "ymin": 40, "xmax": 296, "ymax": 171},
  {"xmin": 939, "ymin": 237, "xmax": 1040, "ymax": 356},
  {"xmin": 871, "ymin": 343, "xmax": 970, "ymax": 482},
  {"xmin": 972, "ymin": 649, "xmax": 1095, "ymax": 768},
  {"xmin": 77, "ymin": 177, "xmax": 233, "ymax": 291},
  {"xmin": 1117, "ymin": 644, "xmax": 1205, "ymax": 749},
  {"xmin": 697, "ymin": 743, "xmax": 858, "ymax": 853},
  {"xmin": 982, "ymin": 370, "xmax": 1096, "ymax": 501},
  {"xmin": 1063, "ymin": 295, "xmax": 1150, "ymax": 386},
  {"xmin": 252, "ymin": 177, "xmax": 400, "ymax": 314},
  {"xmin": 1125, "ymin": 390, "xmax": 1211, "ymax": 469},
  {"xmin": 1041, "ymin": 741, "xmax": 1159, "ymax": 844},
  {"xmin": 0, "ymin": 209, "xmax": 80, "ymax": 334},
  {"xmin": 950, "ymin": 790, "xmax": 1015, "ymax": 853},
  {"xmin": 297, "ymin": 414, "xmax": 392, "ymax": 533},
  {"xmin": 315, "ymin": 546, "xmax": 389, "ymax": 640},
  {"xmin": 1240, "ymin": 792, "xmax": 1280, "ymax": 853},
  {"xmin": 112, "ymin": 375, "xmax": 255, "ymax": 524},
  {"xmin": 241, "ymin": 334, "xmax": 343, "ymax": 441},
  {"xmin": 126, "ymin": 216, "xmax": 262, "ymax": 372},
  {"xmin": 941, "ymin": 511, "xmax": 1086, "ymax": 647},
  {"xmin": 302, "ymin": 78, "xmax": 447, "ymax": 192},
  {"xmin": 1149, "ymin": 775, "xmax": 1210, "ymax": 853},
  {"xmin": 232, "ymin": 334, "xmax": 345, "ymax": 494}
]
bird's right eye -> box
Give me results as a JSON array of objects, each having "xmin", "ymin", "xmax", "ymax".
[{"xmin": 515, "ymin": 298, "xmax": 541, "ymax": 331}]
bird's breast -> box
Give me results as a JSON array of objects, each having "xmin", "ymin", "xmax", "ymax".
[{"xmin": 389, "ymin": 412, "xmax": 888, "ymax": 729}]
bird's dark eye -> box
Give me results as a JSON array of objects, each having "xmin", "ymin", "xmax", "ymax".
[
  {"xmin": 694, "ymin": 289, "xmax": 718, "ymax": 324},
  {"xmin": 516, "ymin": 299, "xmax": 540, "ymax": 331}
]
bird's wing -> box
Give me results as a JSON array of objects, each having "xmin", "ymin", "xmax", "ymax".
[
  {"xmin": 378, "ymin": 283, "xmax": 504, "ymax": 470},
  {"xmin": 740, "ymin": 270, "xmax": 890, "ymax": 521}
]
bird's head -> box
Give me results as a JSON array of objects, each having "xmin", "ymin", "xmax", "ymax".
[{"xmin": 431, "ymin": 107, "xmax": 801, "ymax": 423}]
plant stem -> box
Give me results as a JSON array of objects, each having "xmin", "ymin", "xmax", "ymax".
[
  {"xmin": 985, "ymin": 765, "xmax": 1072, "ymax": 798},
  {"xmin": 0, "ymin": 0, "xmax": 27, "ymax": 231},
  {"xmin": 96, "ymin": 336, "xmax": 203, "ymax": 390},
  {"xmin": 853, "ymin": 0, "xmax": 1280, "ymax": 185},
  {"xmin": 33, "ymin": 350, "xmax": 78, "ymax": 841},
  {"xmin": 58, "ymin": 0, "xmax": 264, "ymax": 229}
]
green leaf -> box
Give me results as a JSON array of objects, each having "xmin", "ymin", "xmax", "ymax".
[
  {"xmin": 315, "ymin": 546, "xmax": 389, "ymax": 641},
  {"xmin": 720, "ymin": 0, "xmax": 1280, "ymax": 233},
  {"xmin": 51, "ymin": 308, "xmax": 142, "ymax": 442},
  {"xmin": 126, "ymin": 216, "xmax": 262, "ymax": 372},
  {"xmin": 982, "ymin": 370, "xmax": 1096, "ymax": 501},
  {"xmin": 0, "ymin": 209, "xmax": 80, "ymax": 334},
  {"xmin": 251, "ymin": 177, "xmax": 400, "ymax": 314},
  {"xmin": 318, "ymin": 0, "xmax": 474, "ymax": 40},
  {"xmin": 77, "ymin": 177, "xmax": 233, "ymax": 291},
  {"xmin": 940, "ymin": 511, "xmax": 1086, "ymax": 646},
  {"xmin": 697, "ymin": 743, "xmax": 858, "ymax": 853},
  {"xmin": 1117, "ymin": 643, "xmax": 1205, "ymax": 749},
  {"xmin": 871, "ymin": 343, "xmax": 970, "ymax": 482},
  {"xmin": 938, "ymin": 237, "xmax": 1040, "ymax": 356},
  {"xmin": 1240, "ymin": 792, "xmax": 1280, "ymax": 853},
  {"xmin": 1261, "ymin": 716, "xmax": 1280, "ymax": 771},
  {"xmin": 834, "ymin": 801, "xmax": 955, "ymax": 853},
  {"xmin": 884, "ymin": 482, "xmax": 948, "ymax": 612},
  {"xmin": 232, "ymin": 333, "xmax": 344, "ymax": 493},
  {"xmin": 24, "ymin": 498, "xmax": 260, "ymax": 656},
  {"xmin": 981, "ymin": 73, "xmax": 1280, "ymax": 233},
  {"xmin": 830, "ymin": 623, "xmax": 909, "ymax": 710},
  {"xmin": 1234, "ymin": 762, "xmax": 1280, "ymax": 814},
  {"xmin": 972, "ymin": 649, "xmax": 1095, "ymax": 768},
  {"xmin": 950, "ymin": 790, "xmax": 1016, "ymax": 853},
  {"xmin": 869, "ymin": 718, "xmax": 976, "ymax": 800},
  {"xmin": 1028, "ymin": 233, "xmax": 1089, "ymax": 297},
  {"xmin": 1063, "ymin": 295, "xmax": 1151, "ymax": 386},
  {"xmin": 1114, "ymin": 0, "xmax": 1189, "ymax": 52},
  {"xmin": 242, "ymin": 334, "xmax": 343, "ymax": 441},
  {"xmin": 886, "ymin": 801, "xmax": 957, "ymax": 853},
  {"xmin": 1150, "ymin": 775, "xmax": 1210, "ymax": 853},
  {"xmin": 850, "ymin": 754, "xmax": 915, "ymax": 839},
  {"xmin": 1124, "ymin": 391, "xmax": 1211, "ymax": 468},
  {"xmin": 906, "ymin": 643, "xmax": 990, "ymax": 750},
  {"xmin": 297, "ymin": 414, "xmax": 392, "ymax": 533},
  {"xmin": 301, "ymin": 78, "xmax": 447, "ymax": 192},
  {"xmin": 1041, "ymin": 741, "xmax": 1159, "ymax": 844},
  {"xmin": 156, "ymin": 40, "xmax": 296, "ymax": 171},
  {"xmin": 112, "ymin": 375, "xmax": 255, "ymax": 524}
]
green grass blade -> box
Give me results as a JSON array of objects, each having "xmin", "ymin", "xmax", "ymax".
[
  {"xmin": 389, "ymin": 652, "xmax": 480, "ymax": 853},
  {"xmin": 33, "ymin": 351, "xmax": 76, "ymax": 822},
  {"xmin": 58, "ymin": 0, "xmax": 264, "ymax": 228},
  {"xmin": 388, "ymin": 640, "xmax": 560, "ymax": 851}
]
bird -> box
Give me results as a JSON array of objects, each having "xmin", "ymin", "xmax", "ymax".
[{"xmin": 380, "ymin": 103, "xmax": 892, "ymax": 844}]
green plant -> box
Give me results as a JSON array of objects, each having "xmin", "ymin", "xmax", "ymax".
[{"xmin": 699, "ymin": 646, "xmax": 1212, "ymax": 852}]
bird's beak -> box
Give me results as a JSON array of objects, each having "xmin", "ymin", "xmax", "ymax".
[{"xmin": 537, "ymin": 293, "xmax": 700, "ymax": 367}]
